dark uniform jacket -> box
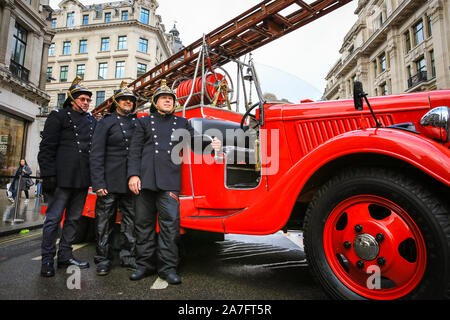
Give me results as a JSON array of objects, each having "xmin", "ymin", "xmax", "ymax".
[
  {"xmin": 127, "ymin": 112, "xmax": 194, "ymax": 192},
  {"xmin": 90, "ymin": 111, "xmax": 137, "ymax": 194},
  {"xmin": 38, "ymin": 108, "xmax": 97, "ymax": 189}
]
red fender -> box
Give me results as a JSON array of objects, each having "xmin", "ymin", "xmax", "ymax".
[{"xmin": 223, "ymin": 128, "xmax": 450, "ymax": 235}]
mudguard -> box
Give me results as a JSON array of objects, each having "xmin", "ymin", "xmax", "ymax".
[{"xmin": 223, "ymin": 127, "xmax": 450, "ymax": 235}]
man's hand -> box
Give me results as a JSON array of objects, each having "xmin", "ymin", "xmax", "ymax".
[
  {"xmin": 211, "ymin": 137, "xmax": 222, "ymax": 152},
  {"xmin": 128, "ymin": 176, "xmax": 141, "ymax": 195},
  {"xmin": 96, "ymin": 188, "xmax": 108, "ymax": 197}
]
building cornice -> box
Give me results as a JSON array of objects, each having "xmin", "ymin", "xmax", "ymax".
[
  {"xmin": 52, "ymin": 19, "xmax": 162, "ymax": 35},
  {"xmin": 336, "ymin": 0, "xmax": 425, "ymax": 77},
  {"xmin": 13, "ymin": 0, "xmax": 50, "ymax": 33},
  {"xmin": 0, "ymin": 66, "xmax": 51, "ymax": 104}
]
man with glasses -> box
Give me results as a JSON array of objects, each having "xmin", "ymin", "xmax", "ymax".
[
  {"xmin": 38, "ymin": 76, "xmax": 96, "ymax": 277},
  {"xmin": 90, "ymin": 82, "xmax": 138, "ymax": 276}
]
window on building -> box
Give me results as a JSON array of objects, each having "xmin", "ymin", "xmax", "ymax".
[
  {"xmin": 121, "ymin": 11, "xmax": 128, "ymax": 21},
  {"xmin": 373, "ymin": 60, "xmax": 378, "ymax": 77},
  {"xmin": 105, "ymin": 12, "xmax": 111, "ymax": 23},
  {"xmin": 48, "ymin": 43, "xmax": 55, "ymax": 56},
  {"xmin": 46, "ymin": 67, "xmax": 52, "ymax": 82},
  {"xmin": 79, "ymin": 40, "xmax": 87, "ymax": 53},
  {"xmin": 57, "ymin": 93, "xmax": 66, "ymax": 109},
  {"xmin": 82, "ymin": 14, "xmax": 89, "ymax": 25},
  {"xmin": 378, "ymin": 13, "xmax": 383, "ymax": 28},
  {"xmin": 379, "ymin": 53, "xmax": 386, "ymax": 72},
  {"xmin": 101, "ymin": 37, "xmax": 110, "ymax": 51},
  {"xmin": 430, "ymin": 50, "xmax": 435, "ymax": 78},
  {"xmin": 96, "ymin": 91, "xmax": 105, "ymax": 107},
  {"xmin": 380, "ymin": 83, "xmax": 388, "ymax": 96},
  {"xmin": 137, "ymin": 63, "xmax": 147, "ymax": 77},
  {"xmin": 115, "ymin": 61, "xmax": 125, "ymax": 78},
  {"xmin": 98, "ymin": 62, "xmax": 108, "ymax": 79},
  {"xmin": 140, "ymin": 8, "xmax": 149, "ymax": 24},
  {"xmin": 60, "ymin": 66, "xmax": 68, "ymax": 82},
  {"xmin": 76, "ymin": 64, "xmax": 85, "ymax": 79},
  {"xmin": 427, "ymin": 15, "xmax": 432, "ymax": 37},
  {"xmin": 118, "ymin": 36, "xmax": 127, "ymax": 50},
  {"xmin": 63, "ymin": 41, "xmax": 71, "ymax": 55},
  {"xmin": 51, "ymin": 18, "xmax": 57, "ymax": 28},
  {"xmin": 67, "ymin": 12, "xmax": 74, "ymax": 27},
  {"xmin": 24, "ymin": 0, "xmax": 31, "ymax": 5},
  {"xmin": 10, "ymin": 23, "xmax": 29, "ymax": 82},
  {"xmin": 405, "ymin": 30, "xmax": 411, "ymax": 52},
  {"xmin": 11, "ymin": 23, "xmax": 27, "ymax": 67},
  {"xmin": 413, "ymin": 20, "xmax": 424, "ymax": 46},
  {"xmin": 138, "ymin": 38, "xmax": 148, "ymax": 53},
  {"xmin": 415, "ymin": 56, "xmax": 426, "ymax": 74}
]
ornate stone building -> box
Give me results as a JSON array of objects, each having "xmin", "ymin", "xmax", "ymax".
[
  {"xmin": 0, "ymin": 0, "xmax": 54, "ymax": 181},
  {"xmin": 45, "ymin": 0, "xmax": 176, "ymax": 112},
  {"xmin": 323, "ymin": 0, "xmax": 449, "ymax": 100}
]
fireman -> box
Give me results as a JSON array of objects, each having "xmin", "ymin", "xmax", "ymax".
[
  {"xmin": 38, "ymin": 76, "xmax": 96, "ymax": 277},
  {"xmin": 90, "ymin": 81, "xmax": 138, "ymax": 276},
  {"xmin": 127, "ymin": 80, "xmax": 221, "ymax": 284}
]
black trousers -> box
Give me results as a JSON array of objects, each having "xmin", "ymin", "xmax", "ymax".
[
  {"xmin": 41, "ymin": 187, "xmax": 88, "ymax": 264},
  {"xmin": 134, "ymin": 189, "xmax": 180, "ymax": 276},
  {"xmin": 94, "ymin": 192, "xmax": 136, "ymax": 267}
]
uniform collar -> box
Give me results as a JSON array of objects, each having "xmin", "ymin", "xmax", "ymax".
[
  {"xmin": 113, "ymin": 111, "xmax": 136, "ymax": 119},
  {"xmin": 152, "ymin": 111, "xmax": 173, "ymax": 119}
]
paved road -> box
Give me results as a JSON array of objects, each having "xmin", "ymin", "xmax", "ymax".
[{"xmin": 0, "ymin": 229, "xmax": 327, "ymax": 302}]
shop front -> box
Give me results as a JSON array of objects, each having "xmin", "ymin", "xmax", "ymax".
[{"xmin": 0, "ymin": 109, "xmax": 28, "ymax": 188}]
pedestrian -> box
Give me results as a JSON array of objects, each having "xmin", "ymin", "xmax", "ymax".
[
  {"xmin": 127, "ymin": 80, "xmax": 221, "ymax": 284},
  {"xmin": 9, "ymin": 159, "xmax": 33, "ymax": 203},
  {"xmin": 38, "ymin": 76, "xmax": 96, "ymax": 277},
  {"xmin": 35, "ymin": 169, "xmax": 42, "ymax": 201},
  {"xmin": 90, "ymin": 81, "xmax": 138, "ymax": 276}
]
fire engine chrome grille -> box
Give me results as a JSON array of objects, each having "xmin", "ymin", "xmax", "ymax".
[{"xmin": 296, "ymin": 115, "xmax": 394, "ymax": 155}]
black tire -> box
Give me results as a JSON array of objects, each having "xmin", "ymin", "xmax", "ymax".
[{"xmin": 303, "ymin": 167, "xmax": 450, "ymax": 300}]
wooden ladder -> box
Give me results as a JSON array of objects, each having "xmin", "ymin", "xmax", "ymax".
[{"xmin": 92, "ymin": 0, "xmax": 351, "ymax": 115}]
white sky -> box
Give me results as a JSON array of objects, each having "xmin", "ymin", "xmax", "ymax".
[{"xmin": 49, "ymin": 0, "xmax": 359, "ymax": 101}]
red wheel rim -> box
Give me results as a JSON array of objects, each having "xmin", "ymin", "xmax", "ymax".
[{"xmin": 323, "ymin": 195, "xmax": 426, "ymax": 300}]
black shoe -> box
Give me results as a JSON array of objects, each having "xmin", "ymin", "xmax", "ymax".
[
  {"xmin": 161, "ymin": 272, "xmax": 182, "ymax": 285},
  {"xmin": 129, "ymin": 268, "xmax": 154, "ymax": 281},
  {"xmin": 57, "ymin": 258, "xmax": 90, "ymax": 269},
  {"xmin": 96, "ymin": 265, "xmax": 110, "ymax": 276},
  {"xmin": 40, "ymin": 262, "xmax": 55, "ymax": 277}
]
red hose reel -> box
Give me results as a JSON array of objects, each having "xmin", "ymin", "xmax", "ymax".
[{"xmin": 176, "ymin": 73, "xmax": 228, "ymax": 107}]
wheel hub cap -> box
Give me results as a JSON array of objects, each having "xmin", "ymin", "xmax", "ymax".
[{"xmin": 353, "ymin": 233, "xmax": 379, "ymax": 261}]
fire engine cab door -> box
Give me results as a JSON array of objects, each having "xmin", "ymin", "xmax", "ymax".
[{"xmin": 187, "ymin": 117, "xmax": 264, "ymax": 212}]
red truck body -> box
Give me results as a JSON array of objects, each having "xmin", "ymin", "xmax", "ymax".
[{"xmin": 42, "ymin": 89, "xmax": 450, "ymax": 300}]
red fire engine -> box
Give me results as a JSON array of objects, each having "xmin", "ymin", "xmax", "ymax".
[{"xmin": 51, "ymin": 0, "xmax": 450, "ymax": 299}]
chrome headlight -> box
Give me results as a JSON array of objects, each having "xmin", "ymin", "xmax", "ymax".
[{"xmin": 419, "ymin": 107, "xmax": 450, "ymax": 143}]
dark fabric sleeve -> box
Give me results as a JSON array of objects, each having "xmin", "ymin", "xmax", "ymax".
[
  {"xmin": 23, "ymin": 165, "xmax": 32, "ymax": 176},
  {"xmin": 90, "ymin": 118, "xmax": 109, "ymax": 192},
  {"xmin": 38, "ymin": 110, "xmax": 62, "ymax": 177},
  {"xmin": 127, "ymin": 117, "xmax": 146, "ymax": 179}
]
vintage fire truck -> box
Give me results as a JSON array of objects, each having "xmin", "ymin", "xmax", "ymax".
[{"xmin": 51, "ymin": 0, "xmax": 450, "ymax": 299}]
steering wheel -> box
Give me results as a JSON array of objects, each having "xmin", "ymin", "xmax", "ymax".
[{"xmin": 240, "ymin": 102, "xmax": 260, "ymax": 131}]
